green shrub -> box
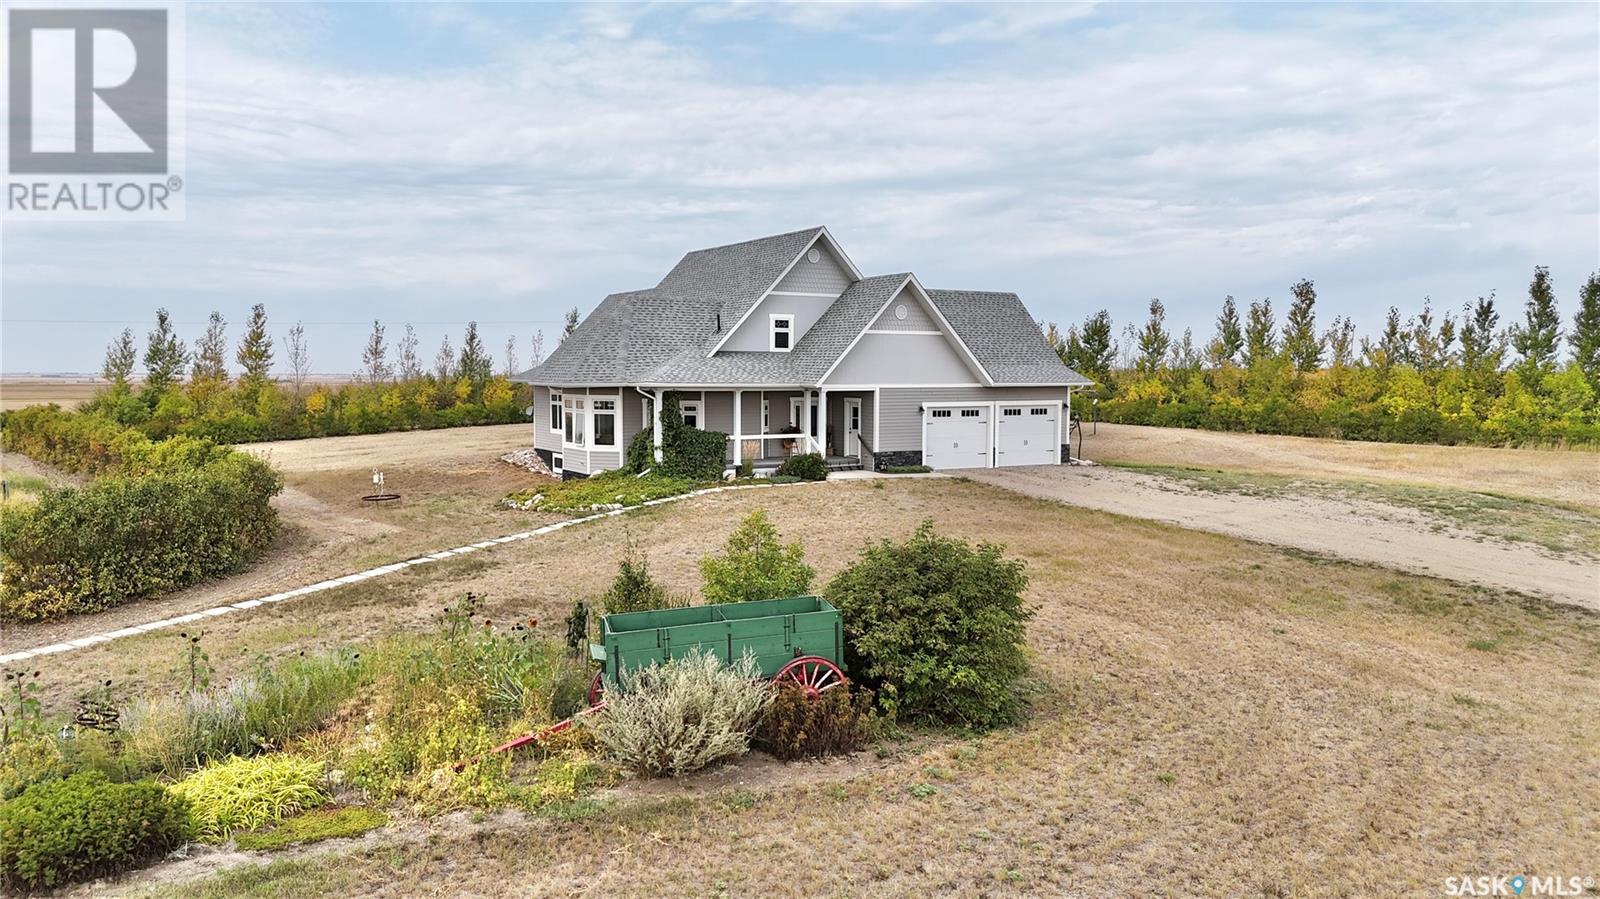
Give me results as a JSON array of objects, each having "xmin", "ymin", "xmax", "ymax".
[
  {"xmin": 233, "ymin": 805, "xmax": 389, "ymax": 851},
  {"xmin": 755, "ymin": 684, "xmax": 873, "ymax": 761},
  {"xmin": 599, "ymin": 540, "xmax": 688, "ymax": 616},
  {"xmin": 825, "ymin": 519, "xmax": 1033, "ymax": 730},
  {"xmin": 123, "ymin": 648, "xmax": 365, "ymax": 778},
  {"xmin": 623, "ymin": 428, "xmax": 655, "ymax": 473},
  {"xmin": 775, "ymin": 453, "xmax": 827, "ymax": 481},
  {"xmin": 170, "ymin": 754, "xmax": 327, "ymax": 841},
  {"xmin": 0, "ymin": 408, "xmax": 282, "ymax": 621},
  {"xmin": 884, "ymin": 465, "xmax": 932, "ymax": 474},
  {"xmin": 502, "ymin": 469, "xmax": 697, "ymax": 512},
  {"xmin": 699, "ymin": 510, "xmax": 814, "ymax": 605},
  {"xmin": 0, "ymin": 772, "xmax": 191, "ymax": 891},
  {"xmin": 594, "ymin": 649, "xmax": 772, "ymax": 777}
]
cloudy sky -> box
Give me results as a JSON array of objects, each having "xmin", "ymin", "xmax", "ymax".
[{"xmin": 3, "ymin": 1, "xmax": 1597, "ymax": 375}]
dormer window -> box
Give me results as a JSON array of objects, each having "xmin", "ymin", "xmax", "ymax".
[{"xmin": 770, "ymin": 314, "xmax": 794, "ymax": 352}]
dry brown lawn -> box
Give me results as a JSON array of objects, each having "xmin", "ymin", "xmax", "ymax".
[
  {"xmin": 1, "ymin": 425, "xmax": 560, "ymax": 656},
  {"xmin": 1081, "ymin": 422, "xmax": 1598, "ymax": 507},
  {"xmin": 64, "ymin": 478, "xmax": 1596, "ymax": 899}
]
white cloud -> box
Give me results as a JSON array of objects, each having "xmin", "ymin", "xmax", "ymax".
[{"xmin": 3, "ymin": 2, "xmax": 1596, "ymax": 373}]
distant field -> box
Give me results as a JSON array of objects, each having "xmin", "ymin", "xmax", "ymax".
[{"xmin": 0, "ymin": 377, "xmax": 105, "ymax": 411}]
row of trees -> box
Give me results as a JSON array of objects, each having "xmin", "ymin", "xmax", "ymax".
[
  {"xmin": 88, "ymin": 306, "xmax": 579, "ymax": 442},
  {"xmin": 1048, "ymin": 266, "xmax": 1600, "ymax": 446}
]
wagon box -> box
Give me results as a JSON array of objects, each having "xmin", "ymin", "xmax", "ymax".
[{"xmin": 588, "ymin": 595, "xmax": 846, "ymax": 701}]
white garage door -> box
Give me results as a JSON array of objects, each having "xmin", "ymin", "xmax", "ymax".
[
  {"xmin": 923, "ymin": 406, "xmax": 990, "ymax": 469},
  {"xmin": 995, "ymin": 404, "xmax": 1058, "ymax": 467}
]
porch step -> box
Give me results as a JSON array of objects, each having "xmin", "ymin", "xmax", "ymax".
[{"xmin": 825, "ymin": 459, "xmax": 862, "ymax": 472}]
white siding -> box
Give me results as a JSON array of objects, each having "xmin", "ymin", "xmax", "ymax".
[
  {"xmin": 877, "ymin": 387, "xmax": 1067, "ymax": 452},
  {"xmin": 773, "ymin": 242, "xmax": 852, "ymax": 294},
  {"xmin": 825, "ymin": 332, "xmax": 982, "ymax": 385}
]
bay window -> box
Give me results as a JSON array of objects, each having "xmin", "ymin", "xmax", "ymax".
[{"xmin": 593, "ymin": 399, "xmax": 617, "ymax": 447}]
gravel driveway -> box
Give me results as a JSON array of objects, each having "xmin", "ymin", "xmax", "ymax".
[{"xmin": 963, "ymin": 464, "xmax": 1600, "ymax": 612}]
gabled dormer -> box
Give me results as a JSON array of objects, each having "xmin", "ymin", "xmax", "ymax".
[{"xmin": 709, "ymin": 227, "xmax": 862, "ymax": 354}]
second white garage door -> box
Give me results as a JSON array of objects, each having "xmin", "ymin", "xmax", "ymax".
[
  {"xmin": 922, "ymin": 406, "xmax": 990, "ymax": 469},
  {"xmin": 995, "ymin": 404, "xmax": 1058, "ymax": 467}
]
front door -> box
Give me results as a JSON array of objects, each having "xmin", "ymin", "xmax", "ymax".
[{"xmin": 843, "ymin": 398, "xmax": 862, "ymax": 456}]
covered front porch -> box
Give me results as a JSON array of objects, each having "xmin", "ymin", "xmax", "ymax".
[{"xmin": 640, "ymin": 386, "xmax": 874, "ymax": 472}]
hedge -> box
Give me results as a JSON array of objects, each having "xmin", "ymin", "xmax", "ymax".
[
  {"xmin": 0, "ymin": 407, "xmax": 281, "ymax": 621},
  {"xmin": 0, "ymin": 772, "xmax": 192, "ymax": 891}
]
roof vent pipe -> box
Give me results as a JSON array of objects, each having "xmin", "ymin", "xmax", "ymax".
[{"xmin": 715, "ymin": 312, "xmax": 721, "ymax": 333}]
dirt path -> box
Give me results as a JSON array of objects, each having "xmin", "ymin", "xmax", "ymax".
[
  {"xmin": 963, "ymin": 465, "xmax": 1600, "ymax": 611},
  {"xmin": 1079, "ymin": 423, "xmax": 1598, "ymax": 508}
]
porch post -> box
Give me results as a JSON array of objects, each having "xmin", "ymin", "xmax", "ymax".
[
  {"xmin": 651, "ymin": 389, "xmax": 664, "ymax": 464},
  {"xmin": 733, "ymin": 389, "xmax": 744, "ymax": 468},
  {"xmin": 818, "ymin": 388, "xmax": 829, "ymax": 458}
]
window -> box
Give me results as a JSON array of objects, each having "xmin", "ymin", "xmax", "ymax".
[
  {"xmin": 770, "ymin": 314, "xmax": 794, "ymax": 352},
  {"xmin": 961, "ymin": 409, "xmax": 981, "ymax": 418},
  {"xmin": 564, "ymin": 397, "xmax": 586, "ymax": 445},
  {"xmin": 551, "ymin": 453, "xmax": 563, "ymax": 475},
  {"xmin": 931, "ymin": 409, "xmax": 952, "ymax": 418},
  {"xmin": 549, "ymin": 392, "xmax": 562, "ymax": 432},
  {"xmin": 593, "ymin": 399, "xmax": 616, "ymax": 447},
  {"xmin": 761, "ymin": 399, "xmax": 770, "ymax": 431},
  {"xmin": 1002, "ymin": 407, "xmax": 1022, "ymax": 416},
  {"xmin": 680, "ymin": 400, "xmax": 701, "ymax": 430},
  {"xmin": 1030, "ymin": 407, "xmax": 1049, "ymax": 415}
]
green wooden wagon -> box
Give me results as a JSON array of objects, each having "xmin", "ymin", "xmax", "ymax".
[{"xmin": 585, "ymin": 595, "xmax": 848, "ymax": 706}]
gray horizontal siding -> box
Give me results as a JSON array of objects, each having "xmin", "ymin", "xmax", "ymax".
[{"xmin": 877, "ymin": 386, "xmax": 1067, "ymax": 452}]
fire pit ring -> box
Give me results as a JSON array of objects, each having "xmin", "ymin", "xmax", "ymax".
[{"xmin": 361, "ymin": 493, "xmax": 401, "ymax": 504}]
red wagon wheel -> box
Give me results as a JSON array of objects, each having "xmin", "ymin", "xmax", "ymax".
[
  {"xmin": 774, "ymin": 656, "xmax": 845, "ymax": 697},
  {"xmin": 587, "ymin": 671, "xmax": 606, "ymax": 708}
]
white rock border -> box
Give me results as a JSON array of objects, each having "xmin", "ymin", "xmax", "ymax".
[{"xmin": 0, "ymin": 480, "xmax": 815, "ymax": 665}]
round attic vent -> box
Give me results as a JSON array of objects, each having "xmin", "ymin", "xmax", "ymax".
[
  {"xmin": 894, "ymin": 304, "xmax": 908, "ymax": 320},
  {"xmin": 807, "ymin": 248, "xmax": 821, "ymax": 263}
]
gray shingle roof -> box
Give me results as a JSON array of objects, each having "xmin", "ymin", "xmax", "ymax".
[
  {"xmin": 514, "ymin": 229, "xmax": 1090, "ymax": 388},
  {"xmin": 927, "ymin": 289, "xmax": 1093, "ymax": 386}
]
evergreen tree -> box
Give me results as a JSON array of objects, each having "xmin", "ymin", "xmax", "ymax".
[
  {"xmin": 142, "ymin": 308, "xmax": 188, "ymax": 395},
  {"xmin": 1283, "ymin": 279, "xmax": 1323, "ymax": 372},
  {"xmin": 1459, "ymin": 294, "xmax": 1504, "ymax": 383},
  {"xmin": 361, "ymin": 320, "xmax": 390, "ymax": 383},
  {"xmin": 562, "ymin": 307, "xmax": 580, "ymax": 342},
  {"xmin": 102, "ymin": 328, "xmax": 137, "ymax": 388},
  {"xmin": 1371, "ymin": 306, "xmax": 1411, "ymax": 369},
  {"xmin": 397, "ymin": 324, "xmax": 421, "ymax": 382},
  {"xmin": 191, "ymin": 311, "xmax": 229, "ymax": 384},
  {"xmin": 1324, "ymin": 316, "xmax": 1356, "ymax": 368},
  {"xmin": 1243, "ymin": 299, "xmax": 1276, "ymax": 367},
  {"xmin": 1410, "ymin": 298, "xmax": 1456, "ymax": 374},
  {"xmin": 1209, "ymin": 295, "xmax": 1244, "ymax": 366},
  {"xmin": 1571, "ymin": 272, "xmax": 1600, "ymax": 394},
  {"xmin": 1075, "ymin": 310, "xmax": 1115, "ymax": 385},
  {"xmin": 457, "ymin": 321, "xmax": 492, "ymax": 389},
  {"xmin": 235, "ymin": 304, "xmax": 274, "ymax": 388},
  {"xmin": 1135, "ymin": 298, "xmax": 1170, "ymax": 374},
  {"xmin": 1510, "ymin": 265, "xmax": 1561, "ymax": 384}
]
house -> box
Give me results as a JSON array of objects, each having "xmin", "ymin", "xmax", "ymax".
[{"xmin": 512, "ymin": 226, "xmax": 1092, "ymax": 477}]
